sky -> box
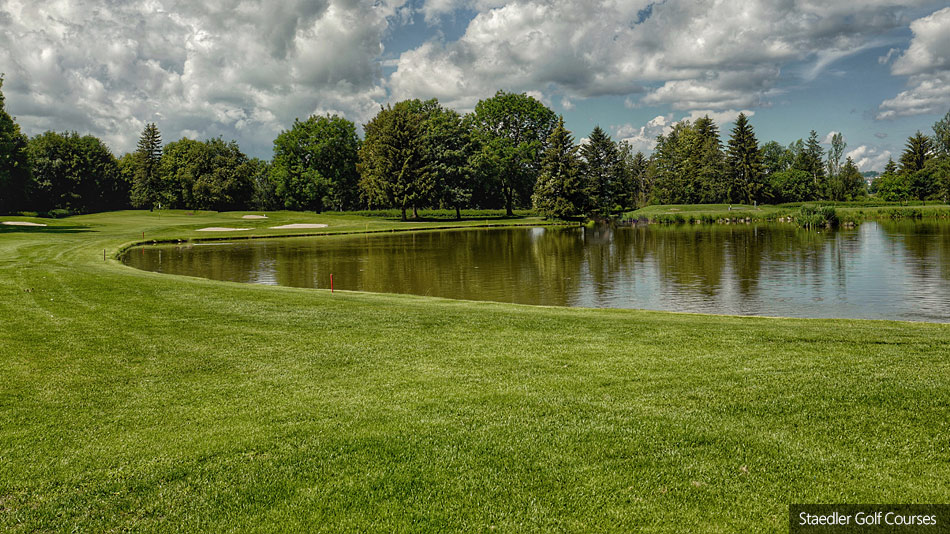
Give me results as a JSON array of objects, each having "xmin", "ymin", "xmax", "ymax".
[{"xmin": 1, "ymin": 1, "xmax": 949, "ymax": 172}]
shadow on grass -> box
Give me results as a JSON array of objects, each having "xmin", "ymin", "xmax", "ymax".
[{"xmin": 0, "ymin": 224, "xmax": 93, "ymax": 234}]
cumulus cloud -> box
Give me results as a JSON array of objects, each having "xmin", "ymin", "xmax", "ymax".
[
  {"xmin": 391, "ymin": 0, "xmax": 932, "ymax": 112},
  {"xmin": 847, "ymin": 145, "xmax": 892, "ymax": 172},
  {"xmin": 878, "ymin": 7, "xmax": 950, "ymax": 119},
  {"xmin": 0, "ymin": 0, "xmax": 406, "ymax": 156}
]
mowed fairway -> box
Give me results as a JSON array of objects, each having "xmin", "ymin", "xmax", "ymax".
[{"xmin": 1, "ymin": 211, "xmax": 948, "ymax": 532}]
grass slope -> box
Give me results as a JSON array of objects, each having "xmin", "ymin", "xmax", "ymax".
[{"xmin": 1, "ymin": 210, "xmax": 948, "ymax": 532}]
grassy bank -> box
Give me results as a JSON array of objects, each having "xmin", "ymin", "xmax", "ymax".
[
  {"xmin": 629, "ymin": 202, "xmax": 950, "ymax": 224},
  {"xmin": 1, "ymin": 210, "xmax": 948, "ymax": 532}
]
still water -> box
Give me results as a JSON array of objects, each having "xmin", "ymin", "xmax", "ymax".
[{"xmin": 123, "ymin": 221, "xmax": 950, "ymax": 322}]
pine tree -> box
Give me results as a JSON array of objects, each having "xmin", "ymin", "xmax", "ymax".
[
  {"xmin": 692, "ymin": 115, "xmax": 727, "ymax": 202},
  {"xmin": 532, "ymin": 117, "xmax": 583, "ymax": 219},
  {"xmin": 797, "ymin": 130, "xmax": 826, "ymax": 196},
  {"xmin": 131, "ymin": 122, "xmax": 163, "ymax": 209},
  {"xmin": 899, "ymin": 131, "xmax": 933, "ymax": 174},
  {"xmin": 725, "ymin": 113, "xmax": 764, "ymax": 204},
  {"xmin": 579, "ymin": 126, "xmax": 620, "ymax": 217},
  {"xmin": 0, "ymin": 75, "xmax": 31, "ymax": 213}
]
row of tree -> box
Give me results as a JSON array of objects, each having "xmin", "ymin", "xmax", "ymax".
[{"xmin": 2, "ymin": 74, "xmax": 949, "ymax": 218}]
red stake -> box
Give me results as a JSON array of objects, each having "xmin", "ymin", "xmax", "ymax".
[{"xmin": 330, "ymin": 274, "xmax": 334, "ymax": 293}]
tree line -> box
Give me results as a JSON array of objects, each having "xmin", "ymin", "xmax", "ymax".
[{"xmin": 2, "ymin": 76, "xmax": 949, "ymax": 218}]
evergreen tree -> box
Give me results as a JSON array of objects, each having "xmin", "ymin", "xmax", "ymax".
[
  {"xmin": 0, "ymin": 75, "xmax": 30, "ymax": 214},
  {"xmin": 651, "ymin": 121, "xmax": 698, "ymax": 204},
  {"xmin": 883, "ymin": 157, "xmax": 898, "ymax": 175},
  {"xmin": 616, "ymin": 141, "xmax": 644, "ymax": 210},
  {"xmin": 579, "ymin": 126, "xmax": 621, "ymax": 217},
  {"xmin": 131, "ymin": 122, "xmax": 163, "ymax": 209},
  {"xmin": 899, "ymin": 131, "xmax": 933, "ymax": 175},
  {"xmin": 725, "ymin": 113, "xmax": 764, "ymax": 204},
  {"xmin": 358, "ymin": 100, "xmax": 429, "ymax": 221},
  {"xmin": 532, "ymin": 117, "xmax": 583, "ymax": 219},
  {"xmin": 796, "ymin": 130, "xmax": 826, "ymax": 196},
  {"xmin": 693, "ymin": 115, "xmax": 728, "ymax": 203}
]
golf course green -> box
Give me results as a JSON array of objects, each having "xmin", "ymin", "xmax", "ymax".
[{"xmin": 1, "ymin": 210, "xmax": 948, "ymax": 532}]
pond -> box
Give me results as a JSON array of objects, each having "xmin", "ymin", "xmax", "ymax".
[{"xmin": 123, "ymin": 221, "xmax": 950, "ymax": 322}]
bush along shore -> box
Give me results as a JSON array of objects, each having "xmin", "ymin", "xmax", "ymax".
[{"xmin": 626, "ymin": 202, "xmax": 950, "ymax": 227}]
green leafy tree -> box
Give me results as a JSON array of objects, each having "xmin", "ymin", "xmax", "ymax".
[
  {"xmin": 26, "ymin": 131, "xmax": 122, "ymax": 213},
  {"xmin": 825, "ymin": 132, "xmax": 847, "ymax": 200},
  {"xmin": 768, "ymin": 169, "xmax": 816, "ymax": 203},
  {"xmin": 272, "ymin": 114, "xmax": 360, "ymax": 212},
  {"xmin": 838, "ymin": 156, "xmax": 866, "ymax": 200},
  {"xmin": 725, "ymin": 113, "xmax": 764, "ymax": 204},
  {"xmin": 580, "ymin": 126, "xmax": 621, "ymax": 217},
  {"xmin": 358, "ymin": 100, "xmax": 430, "ymax": 221},
  {"xmin": 0, "ymin": 75, "xmax": 30, "ymax": 214},
  {"xmin": 424, "ymin": 106, "xmax": 475, "ymax": 219},
  {"xmin": 470, "ymin": 91, "xmax": 557, "ymax": 216},
  {"xmin": 131, "ymin": 123, "xmax": 163, "ymax": 209},
  {"xmin": 932, "ymin": 110, "xmax": 950, "ymax": 201},
  {"xmin": 532, "ymin": 117, "xmax": 584, "ymax": 219},
  {"xmin": 761, "ymin": 140, "xmax": 792, "ymax": 177},
  {"xmin": 248, "ymin": 158, "xmax": 278, "ymax": 211}
]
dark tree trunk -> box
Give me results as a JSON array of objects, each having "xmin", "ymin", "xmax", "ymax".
[{"xmin": 455, "ymin": 205, "xmax": 461, "ymax": 220}]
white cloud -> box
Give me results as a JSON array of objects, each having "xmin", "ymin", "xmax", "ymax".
[
  {"xmin": 822, "ymin": 131, "xmax": 841, "ymax": 144},
  {"xmin": 392, "ymin": 0, "xmax": 928, "ymax": 113},
  {"xmin": 0, "ymin": 0, "xmax": 407, "ymax": 156},
  {"xmin": 878, "ymin": 7, "xmax": 950, "ymax": 119},
  {"xmin": 847, "ymin": 145, "xmax": 892, "ymax": 172}
]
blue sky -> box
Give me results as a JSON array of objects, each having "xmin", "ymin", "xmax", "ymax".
[{"xmin": 1, "ymin": 1, "xmax": 949, "ymax": 171}]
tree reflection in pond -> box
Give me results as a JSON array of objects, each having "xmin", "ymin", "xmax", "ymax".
[{"xmin": 125, "ymin": 221, "xmax": 950, "ymax": 322}]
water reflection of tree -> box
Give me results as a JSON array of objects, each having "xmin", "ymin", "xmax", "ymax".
[{"xmin": 887, "ymin": 221, "xmax": 950, "ymax": 280}]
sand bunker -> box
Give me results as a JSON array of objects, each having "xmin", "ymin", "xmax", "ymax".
[
  {"xmin": 241, "ymin": 214, "xmax": 267, "ymax": 219},
  {"xmin": 269, "ymin": 223, "xmax": 328, "ymax": 229},
  {"xmin": 196, "ymin": 227, "xmax": 250, "ymax": 232},
  {"xmin": 2, "ymin": 221, "xmax": 47, "ymax": 227}
]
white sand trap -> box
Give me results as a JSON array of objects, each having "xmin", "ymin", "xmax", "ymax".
[
  {"xmin": 3, "ymin": 221, "xmax": 47, "ymax": 227},
  {"xmin": 196, "ymin": 227, "xmax": 250, "ymax": 232},
  {"xmin": 241, "ymin": 214, "xmax": 267, "ymax": 219},
  {"xmin": 269, "ymin": 223, "xmax": 328, "ymax": 229}
]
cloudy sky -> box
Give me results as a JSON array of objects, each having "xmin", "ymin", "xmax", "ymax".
[{"xmin": 1, "ymin": 1, "xmax": 949, "ymax": 170}]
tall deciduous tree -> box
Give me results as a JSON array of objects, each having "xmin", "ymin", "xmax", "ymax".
[
  {"xmin": 580, "ymin": 126, "xmax": 621, "ymax": 217},
  {"xmin": 470, "ymin": 91, "xmax": 557, "ymax": 216},
  {"xmin": 272, "ymin": 114, "xmax": 360, "ymax": 212},
  {"xmin": 131, "ymin": 122, "xmax": 163, "ymax": 209},
  {"xmin": 358, "ymin": 100, "xmax": 430, "ymax": 221},
  {"xmin": 0, "ymin": 75, "xmax": 30, "ymax": 214},
  {"xmin": 725, "ymin": 113, "xmax": 764, "ymax": 204},
  {"xmin": 532, "ymin": 117, "xmax": 583, "ymax": 219},
  {"xmin": 424, "ymin": 106, "xmax": 475, "ymax": 219}
]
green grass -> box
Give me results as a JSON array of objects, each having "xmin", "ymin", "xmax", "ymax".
[{"xmin": 1, "ymin": 210, "xmax": 948, "ymax": 532}]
